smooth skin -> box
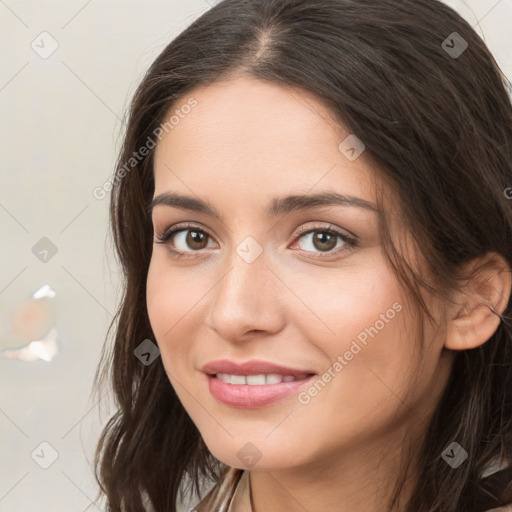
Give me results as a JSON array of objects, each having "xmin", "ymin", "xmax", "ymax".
[{"xmin": 146, "ymin": 75, "xmax": 511, "ymax": 512}]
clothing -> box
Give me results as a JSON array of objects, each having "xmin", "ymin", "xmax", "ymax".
[
  {"xmin": 193, "ymin": 466, "xmax": 512, "ymax": 512},
  {"xmin": 194, "ymin": 467, "xmax": 250, "ymax": 512}
]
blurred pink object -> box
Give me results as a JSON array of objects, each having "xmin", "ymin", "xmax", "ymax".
[{"xmin": 0, "ymin": 284, "xmax": 60, "ymax": 362}]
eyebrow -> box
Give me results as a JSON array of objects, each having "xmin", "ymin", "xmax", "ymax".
[{"xmin": 147, "ymin": 191, "xmax": 378, "ymax": 220}]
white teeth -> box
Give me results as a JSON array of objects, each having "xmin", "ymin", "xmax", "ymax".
[
  {"xmin": 230, "ymin": 374, "xmax": 246, "ymax": 385},
  {"xmin": 215, "ymin": 373, "xmax": 299, "ymax": 385},
  {"xmin": 266, "ymin": 373, "xmax": 284, "ymax": 384},
  {"xmin": 246, "ymin": 374, "xmax": 266, "ymax": 385}
]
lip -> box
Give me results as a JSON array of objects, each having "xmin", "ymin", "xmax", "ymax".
[
  {"xmin": 201, "ymin": 359, "xmax": 315, "ymax": 378},
  {"xmin": 201, "ymin": 359, "xmax": 317, "ymax": 409}
]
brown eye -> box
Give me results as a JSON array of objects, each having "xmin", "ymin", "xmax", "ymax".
[
  {"xmin": 183, "ymin": 230, "xmax": 209, "ymax": 250},
  {"xmin": 310, "ymin": 231, "xmax": 338, "ymax": 252},
  {"xmin": 155, "ymin": 222, "xmax": 358, "ymax": 260},
  {"xmin": 290, "ymin": 225, "xmax": 358, "ymax": 259},
  {"xmin": 155, "ymin": 224, "xmax": 216, "ymax": 254}
]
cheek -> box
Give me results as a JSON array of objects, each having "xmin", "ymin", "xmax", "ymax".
[
  {"xmin": 146, "ymin": 255, "xmax": 201, "ymax": 337},
  {"xmin": 291, "ymin": 259, "xmax": 417, "ymax": 418},
  {"xmin": 292, "ymin": 256, "xmax": 406, "ymax": 351},
  {"xmin": 146, "ymin": 257, "xmax": 191, "ymax": 365},
  {"xmin": 146, "ymin": 258, "xmax": 171, "ymax": 337},
  {"xmin": 146, "ymin": 254, "xmax": 214, "ymax": 383}
]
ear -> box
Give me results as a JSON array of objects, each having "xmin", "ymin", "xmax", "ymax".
[{"xmin": 445, "ymin": 252, "xmax": 511, "ymax": 351}]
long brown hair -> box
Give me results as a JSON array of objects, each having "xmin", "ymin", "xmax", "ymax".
[{"xmin": 92, "ymin": 1, "xmax": 512, "ymax": 510}]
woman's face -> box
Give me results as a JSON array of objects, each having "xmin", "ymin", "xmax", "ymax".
[{"xmin": 147, "ymin": 75, "xmax": 453, "ymax": 472}]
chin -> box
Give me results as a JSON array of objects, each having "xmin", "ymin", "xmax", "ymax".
[{"xmin": 200, "ymin": 433, "xmax": 308, "ymax": 471}]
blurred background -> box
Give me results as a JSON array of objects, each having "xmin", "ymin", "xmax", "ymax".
[{"xmin": 0, "ymin": 0, "xmax": 511, "ymax": 510}]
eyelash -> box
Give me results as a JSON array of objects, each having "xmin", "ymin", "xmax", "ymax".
[{"xmin": 154, "ymin": 222, "xmax": 358, "ymax": 260}]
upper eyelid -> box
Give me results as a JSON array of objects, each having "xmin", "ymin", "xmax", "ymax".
[
  {"xmin": 156, "ymin": 221, "xmax": 352, "ymax": 236},
  {"xmin": 156, "ymin": 221, "xmax": 356, "ymax": 245}
]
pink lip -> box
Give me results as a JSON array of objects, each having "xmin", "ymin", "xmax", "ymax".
[
  {"xmin": 201, "ymin": 359, "xmax": 315, "ymax": 378},
  {"xmin": 201, "ymin": 359, "xmax": 316, "ymax": 409}
]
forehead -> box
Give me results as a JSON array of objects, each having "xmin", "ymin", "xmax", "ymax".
[{"xmin": 153, "ymin": 75, "xmax": 377, "ymax": 206}]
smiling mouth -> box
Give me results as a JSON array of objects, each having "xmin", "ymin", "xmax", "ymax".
[
  {"xmin": 201, "ymin": 359, "xmax": 317, "ymax": 407},
  {"xmin": 212, "ymin": 373, "xmax": 313, "ymax": 385}
]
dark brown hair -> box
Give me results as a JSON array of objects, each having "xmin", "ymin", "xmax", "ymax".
[{"xmin": 92, "ymin": 1, "xmax": 512, "ymax": 510}]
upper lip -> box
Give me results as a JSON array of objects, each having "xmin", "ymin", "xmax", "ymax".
[{"xmin": 201, "ymin": 359, "xmax": 316, "ymax": 377}]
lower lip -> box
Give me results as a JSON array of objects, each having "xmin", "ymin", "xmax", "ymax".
[{"xmin": 206, "ymin": 374, "xmax": 316, "ymax": 408}]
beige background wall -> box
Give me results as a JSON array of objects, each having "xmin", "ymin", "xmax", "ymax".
[{"xmin": 0, "ymin": 1, "xmax": 511, "ymax": 510}]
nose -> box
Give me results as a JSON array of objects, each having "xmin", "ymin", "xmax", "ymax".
[{"xmin": 204, "ymin": 244, "xmax": 286, "ymax": 343}]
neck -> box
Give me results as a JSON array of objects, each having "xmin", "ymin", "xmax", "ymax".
[{"xmin": 249, "ymin": 423, "xmax": 423, "ymax": 512}]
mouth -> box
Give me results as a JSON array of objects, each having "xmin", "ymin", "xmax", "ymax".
[
  {"xmin": 212, "ymin": 372, "xmax": 312, "ymax": 385},
  {"xmin": 201, "ymin": 359, "xmax": 317, "ymax": 408}
]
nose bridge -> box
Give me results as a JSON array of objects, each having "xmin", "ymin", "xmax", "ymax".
[
  {"xmin": 206, "ymin": 233, "xmax": 283, "ymax": 338},
  {"xmin": 219, "ymin": 236, "xmax": 271, "ymax": 311}
]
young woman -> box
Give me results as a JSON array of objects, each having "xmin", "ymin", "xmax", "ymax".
[{"xmin": 92, "ymin": 1, "xmax": 512, "ymax": 511}]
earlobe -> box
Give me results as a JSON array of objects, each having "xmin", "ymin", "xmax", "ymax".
[{"xmin": 444, "ymin": 252, "xmax": 512, "ymax": 351}]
